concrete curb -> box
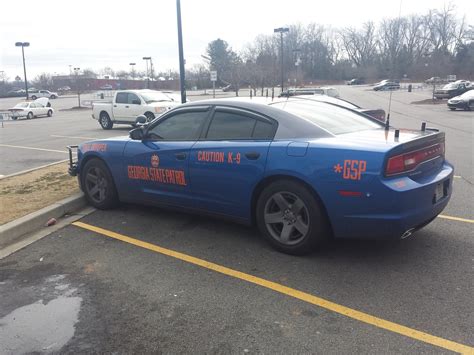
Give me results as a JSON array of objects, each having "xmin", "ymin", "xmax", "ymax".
[{"xmin": 0, "ymin": 193, "xmax": 87, "ymax": 249}]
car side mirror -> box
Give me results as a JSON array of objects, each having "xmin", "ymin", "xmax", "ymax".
[
  {"xmin": 129, "ymin": 127, "xmax": 145, "ymax": 140},
  {"xmin": 135, "ymin": 115, "xmax": 147, "ymax": 125},
  {"xmin": 132, "ymin": 99, "xmax": 141, "ymax": 105}
]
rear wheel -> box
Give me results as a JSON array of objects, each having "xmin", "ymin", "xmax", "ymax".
[
  {"xmin": 256, "ymin": 180, "xmax": 328, "ymax": 255},
  {"xmin": 47, "ymin": 110, "xmax": 53, "ymax": 117},
  {"xmin": 99, "ymin": 112, "xmax": 113, "ymax": 130},
  {"xmin": 31, "ymin": 95, "xmax": 37, "ymax": 100},
  {"xmin": 27, "ymin": 112, "xmax": 33, "ymax": 119},
  {"xmin": 81, "ymin": 159, "xmax": 118, "ymax": 209}
]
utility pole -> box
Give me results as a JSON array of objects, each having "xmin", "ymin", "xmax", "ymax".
[
  {"xmin": 274, "ymin": 28, "xmax": 289, "ymax": 93},
  {"xmin": 176, "ymin": 0, "xmax": 186, "ymax": 103},
  {"xmin": 15, "ymin": 42, "xmax": 30, "ymax": 100}
]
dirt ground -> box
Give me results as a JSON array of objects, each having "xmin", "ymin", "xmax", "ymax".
[{"xmin": 0, "ymin": 162, "xmax": 80, "ymax": 225}]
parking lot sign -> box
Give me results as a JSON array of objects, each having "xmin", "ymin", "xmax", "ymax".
[{"xmin": 210, "ymin": 71, "xmax": 217, "ymax": 82}]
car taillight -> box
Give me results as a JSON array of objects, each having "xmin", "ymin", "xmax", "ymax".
[{"xmin": 386, "ymin": 142, "xmax": 445, "ymax": 176}]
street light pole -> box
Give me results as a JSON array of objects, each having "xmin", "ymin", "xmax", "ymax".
[
  {"xmin": 143, "ymin": 57, "xmax": 151, "ymax": 89},
  {"xmin": 176, "ymin": 0, "xmax": 186, "ymax": 103},
  {"xmin": 273, "ymin": 28, "xmax": 289, "ymax": 93},
  {"xmin": 74, "ymin": 67, "xmax": 81, "ymax": 108},
  {"xmin": 15, "ymin": 42, "xmax": 30, "ymax": 100},
  {"xmin": 129, "ymin": 62, "xmax": 136, "ymax": 79}
]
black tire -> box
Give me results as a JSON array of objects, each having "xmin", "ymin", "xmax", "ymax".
[
  {"xmin": 50, "ymin": 95, "xmax": 56, "ymax": 99},
  {"xmin": 99, "ymin": 112, "xmax": 113, "ymax": 130},
  {"xmin": 256, "ymin": 180, "xmax": 328, "ymax": 255},
  {"xmin": 31, "ymin": 95, "xmax": 37, "ymax": 100},
  {"xmin": 144, "ymin": 112, "xmax": 155, "ymax": 122},
  {"xmin": 11, "ymin": 116, "xmax": 18, "ymax": 120},
  {"xmin": 81, "ymin": 159, "xmax": 118, "ymax": 209},
  {"xmin": 27, "ymin": 112, "xmax": 33, "ymax": 119},
  {"xmin": 47, "ymin": 110, "xmax": 53, "ymax": 117},
  {"xmin": 449, "ymin": 107, "xmax": 456, "ymax": 111}
]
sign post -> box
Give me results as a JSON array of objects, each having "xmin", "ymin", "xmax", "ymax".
[{"xmin": 210, "ymin": 71, "xmax": 217, "ymax": 98}]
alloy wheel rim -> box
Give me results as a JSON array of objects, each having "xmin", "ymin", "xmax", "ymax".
[
  {"xmin": 264, "ymin": 191, "xmax": 310, "ymax": 245},
  {"xmin": 85, "ymin": 167, "xmax": 107, "ymax": 203}
]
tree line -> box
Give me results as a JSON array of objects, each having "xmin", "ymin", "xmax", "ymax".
[{"xmin": 197, "ymin": 4, "xmax": 473, "ymax": 93}]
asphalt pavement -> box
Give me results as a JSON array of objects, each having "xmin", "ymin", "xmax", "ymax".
[{"xmin": 0, "ymin": 86, "xmax": 473, "ymax": 353}]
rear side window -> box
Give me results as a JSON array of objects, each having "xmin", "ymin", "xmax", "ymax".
[
  {"xmin": 206, "ymin": 111, "xmax": 256, "ymax": 139},
  {"xmin": 116, "ymin": 93, "xmax": 128, "ymax": 104},
  {"xmin": 253, "ymin": 120, "xmax": 275, "ymax": 139}
]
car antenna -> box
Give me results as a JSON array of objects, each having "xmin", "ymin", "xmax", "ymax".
[{"xmin": 385, "ymin": 89, "xmax": 393, "ymax": 131}]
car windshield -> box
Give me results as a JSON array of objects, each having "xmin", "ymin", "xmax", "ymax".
[
  {"xmin": 271, "ymin": 100, "xmax": 381, "ymax": 135},
  {"xmin": 443, "ymin": 83, "xmax": 458, "ymax": 89},
  {"xmin": 15, "ymin": 103, "xmax": 29, "ymax": 108},
  {"xmin": 140, "ymin": 91, "xmax": 174, "ymax": 103}
]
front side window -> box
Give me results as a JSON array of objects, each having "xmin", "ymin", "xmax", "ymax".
[
  {"xmin": 147, "ymin": 111, "xmax": 208, "ymax": 140},
  {"xmin": 206, "ymin": 111, "xmax": 256, "ymax": 139},
  {"xmin": 128, "ymin": 93, "xmax": 140, "ymax": 104}
]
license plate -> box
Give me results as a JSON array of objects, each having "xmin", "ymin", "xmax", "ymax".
[{"xmin": 434, "ymin": 182, "xmax": 444, "ymax": 202}]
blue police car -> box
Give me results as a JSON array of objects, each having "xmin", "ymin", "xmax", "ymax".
[{"xmin": 68, "ymin": 97, "xmax": 453, "ymax": 254}]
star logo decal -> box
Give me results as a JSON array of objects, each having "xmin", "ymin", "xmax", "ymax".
[{"xmin": 334, "ymin": 163, "xmax": 342, "ymax": 173}]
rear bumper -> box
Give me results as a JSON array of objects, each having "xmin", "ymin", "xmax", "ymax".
[{"xmin": 331, "ymin": 162, "xmax": 453, "ymax": 240}]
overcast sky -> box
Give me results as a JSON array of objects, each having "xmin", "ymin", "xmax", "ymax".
[{"xmin": 1, "ymin": 0, "xmax": 472, "ymax": 79}]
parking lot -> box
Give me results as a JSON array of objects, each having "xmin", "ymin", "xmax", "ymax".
[{"xmin": 1, "ymin": 86, "xmax": 473, "ymax": 353}]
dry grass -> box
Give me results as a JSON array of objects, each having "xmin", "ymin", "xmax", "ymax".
[{"xmin": 0, "ymin": 162, "xmax": 80, "ymax": 225}]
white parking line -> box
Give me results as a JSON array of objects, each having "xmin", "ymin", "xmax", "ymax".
[
  {"xmin": 51, "ymin": 134, "xmax": 97, "ymax": 140},
  {"xmin": 0, "ymin": 144, "xmax": 68, "ymax": 154}
]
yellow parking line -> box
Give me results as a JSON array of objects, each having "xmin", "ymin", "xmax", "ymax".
[
  {"xmin": 0, "ymin": 143, "xmax": 67, "ymax": 154},
  {"xmin": 438, "ymin": 215, "xmax": 474, "ymax": 223},
  {"xmin": 72, "ymin": 221, "xmax": 474, "ymax": 354},
  {"xmin": 453, "ymin": 175, "xmax": 461, "ymax": 179}
]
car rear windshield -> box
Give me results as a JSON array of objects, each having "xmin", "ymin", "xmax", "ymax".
[{"xmin": 271, "ymin": 100, "xmax": 381, "ymax": 135}]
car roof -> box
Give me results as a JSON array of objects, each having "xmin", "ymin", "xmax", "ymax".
[{"xmin": 177, "ymin": 96, "xmax": 380, "ymax": 139}]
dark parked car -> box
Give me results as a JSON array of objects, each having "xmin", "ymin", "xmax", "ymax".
[
  {"xmin": 447, "ymin": 90, "xmax": 474, "ymax": 111},
  {"xmin": 347, "ymin": 78, "xmax": 365, "ymax": 85},
  {"xmin": 373, "ymin": 80, "xmax": 400, "ymax": 91},
  {"xmin": 434, "ymin": 81, "xmax": 473, "ymax": 99}
]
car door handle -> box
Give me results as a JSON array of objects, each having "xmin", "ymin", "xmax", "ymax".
[
  {"xmin": 245, "ymin": 152, "xmax": 260, "ymax": 160},
  {"xmin": 175, "ymin": 152, "xmax": 187, "ymax": 160}
]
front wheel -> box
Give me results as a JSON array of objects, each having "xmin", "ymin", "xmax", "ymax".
[
  {"xmin": 27, "ymin": 112, "xmax": 33, "ymax": 119},
  {"xmin": 31, "ymin": 95, "xmax": 37, "ymax": 100},
  {"xmin": 47, "ymin": 110, "xmax": 53, "ymax": 117},
  {"xmin": 99, "ymin": 112, "xmax": 113, "ymax": 130},
  {"xmin": 81, "ymin": 159, "xmax": 118, "ymax": 209},
  {"xmin": 256, "ymin": 180, "xmax": 328, "ymax": 255}
]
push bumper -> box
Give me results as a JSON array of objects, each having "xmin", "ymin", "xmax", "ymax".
[{"xmin": 67, "ymin": 145, "xmax": 79, "ymax": 176}]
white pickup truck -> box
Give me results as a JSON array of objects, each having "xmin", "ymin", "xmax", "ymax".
[{"xmin": 92, "ymin": 89, "xmax": 182, "ymax": 129}]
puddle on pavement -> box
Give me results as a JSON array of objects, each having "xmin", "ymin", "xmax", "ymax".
[{"xmin": 0, "ymin": 274, "xmax": 82, "ymax": 354}]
